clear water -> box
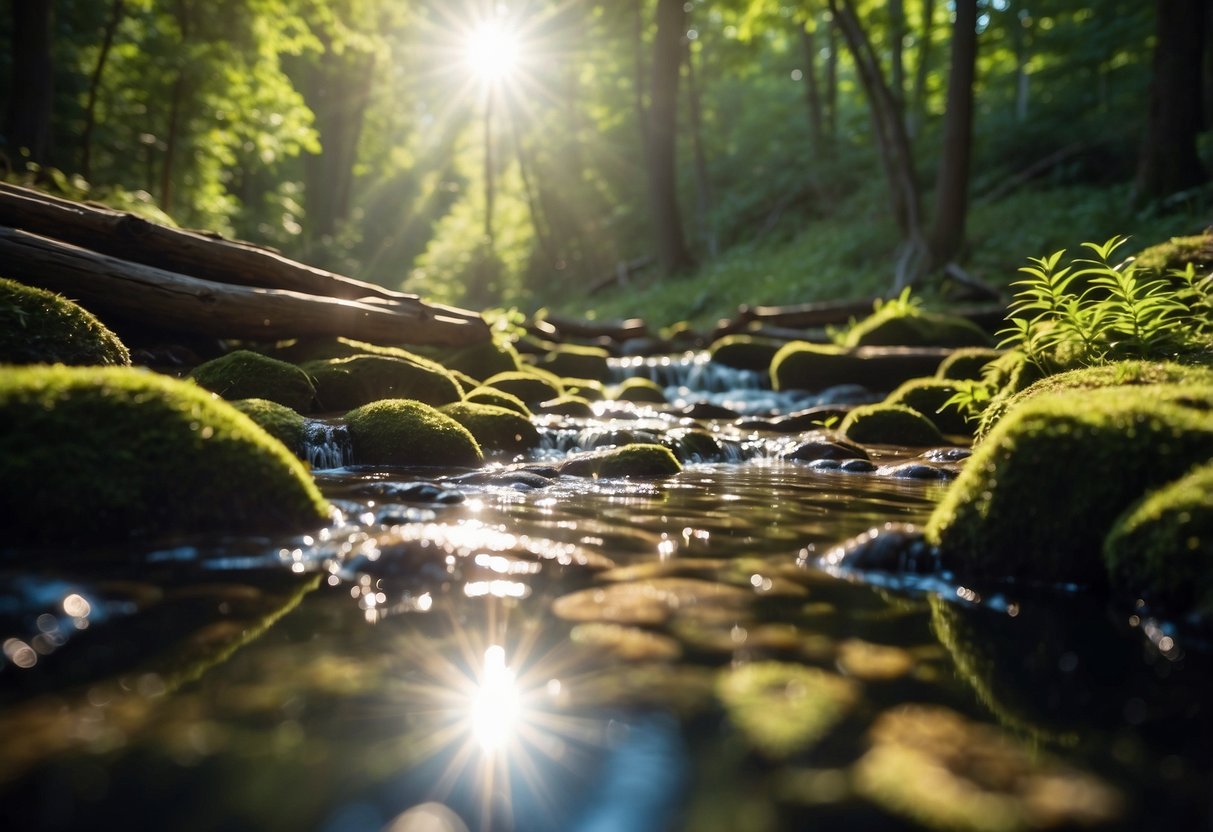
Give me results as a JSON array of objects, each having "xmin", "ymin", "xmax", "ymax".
[{"xmin": 1, "ymin": 357, "xmax": 1210, "ymax": 832}]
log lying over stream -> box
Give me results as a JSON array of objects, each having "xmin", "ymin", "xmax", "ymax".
[{"xmin": 0, "ymin": 183, "xmax": 489, "ymax": 346}]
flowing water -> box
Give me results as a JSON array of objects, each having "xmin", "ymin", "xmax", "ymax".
[{"xmin": 1, "ymin": 352, "xmax": 1211, "ymax": 832}]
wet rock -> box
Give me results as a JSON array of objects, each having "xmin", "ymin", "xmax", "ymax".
[
  {"xmin": 771, "ymin": 342, "xmax": 951, "ymax": 393},
  {"xmin": 552, "ymin": 578, "xmax": 751, "ymax": 625},
  {"xmin": 231, "ymin": 398, "xmax": 307, "ymax": 455},
  {"xmin": 839, "ymin": 458, "xmax": 878, "ymax": 473},
  {"xmin": 807, "ymin": 459, "xmax": 842, "ymax": 471},
  {"xmin": 303, "ymin": 354, "xmax": 462, "ymax": 412},
  {"xmin": 190, "ymin": 349, "xmax": 316, "ymax": 412},
  {"xmin": 353, "ymin": 480, "xmax": 466, "ymax": 504},
  {"xmin": 345, "ymin": 399, "xmax": 483, "ymax": 468},
  {"xmin": 836, "ymin": 639, "xmax": 915, "ymax": 681},
  {"xmin": 438, "ymin": 400, "xmax": 540, "ymax": 455},
  {"xmin": 447, "ymin": 465, "xmax": 557, "ymax": 488},
  {"xmin": 676, "ymin": 401, "xmax": 740, "ymax": 420},
  {"xmin": 559, "ymin": 443, "xmax": 682, "ymax": 479},
  {"xmin": 0, "ymin": 277, "xmax": 130, "ymax": 366},
  {"xmin": 882, "ymin": 377, "xmax": 972, "ymax": 436},
  {"xmin": 842, "ymin": 306, "xmax": 993, "ymax": 349},
  {"xmin": 664, "ymin": 427, "xmax": 725, "ymax": 463},
  {"xmin": 821, "ymin": 523, "xmax": 939, "ymax": 574},
  {"xmin": 536, "ymin": 394, "xmax": 595, "ymax": 417},
  {"xmin": 840, "ymin": 403, "xmax": 947, "ymax": 446},
  {"xmin": 481, "ymin": 369, "xmax": 564, "ymax": 406},
  {"xmin": 769, "ymin": 405, "xmax": 853, "ymax": 433},
  {"xmin": 708, "ymin": 334, "xmax": 786, "ymax": 371},
  {"xmin": 876, "ymin": 462, "xmax": 955, "ymax": 480},
  {"xmin": 611, "ymin": 376, "xmax": 668, "ymax": 404},
  {"xmin": 782, "ymin": 430, "xmax": 870, "ymax": 462},
  {"xmin": 717, "ymin": 661, "xmax": 858, "ymax": 759},
  {"xmin": 921, "ymin": 446, "xmax": 972, "ymax": 462},
  {"xmin": 463, "ymin": 385, "xmax": 532, "ymax": 417}
]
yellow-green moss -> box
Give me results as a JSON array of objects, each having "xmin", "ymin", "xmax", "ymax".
[
  {"xmin": 464, "ymin": 385, "xmax": 532, "ymax": 417},
  {"xmin": 560, "ymin": 443, "xmax": 682, "ymax": 479},
  {"xmin": 303, "ymin": 354, "xmax": 462, "ymax": 412},
  {"xmin": 0, "ymin": 366, "xmax": 329, "ymax": 542},
  {"xmin": 709, "ymin": 334, "xmax": 787, "ymax": 371},
  {"xmin": 230, "ymin": 398, "xmax": 307, "ymax": 454},
  {"xmin": 884, "ymin": 378, "xmax": 971, "ymax": 436},
  {"xmin": 536, "ymin": 343, "xmax": 612, "ymax": 381},
  {"xmin": 1132, "ymin": 232, "xmax": 1213, "ymax": 274},
  {"xmin": 438, "ymin": 401, "xmax": 539, "ymax": 455},
  {"xmin": 189, "ymin": 349, "xmax": 315, "ymax": 412},
  {"xmin": 843, "ymin": 307, "xmax": 992, "ymax": 349},
  {"xmin": 482, "ymin": 370, "xmax": 564, "ymax": 406},
  {"xmin": 839, "ymin": 403, "xmax": 946, "ymax": 446},
  {"xmin": 936, "ymin": 347, "xmax": 1004, "ymax": 381},
  {"xmin": 927, "ymin": 385, "xmax": 1213, "ymax": 585},
  {"xmin": 1104, "ymin": 461, "xmax": 1213, "ymax": 617},
  {"xmin": 563, "ymin": 377, "xmax": 607, "ymax": 401},
  {"xmin": 611, "ymin": 376, "xmax": 667, "ymax": 404},
  {"xmin": 345, "ymin": 398, "xmax": 482, "ymax": 467},
  {"xmin": 537, "ymin": 394, "xmax": 595, "ymax": 417},
  {"xmin": 435, "ymin": 337, "xmax": 521, "ymax": 381},
  {"xmin": 0, "ymin": 277, "xmax": 130, "ymax": 366}
]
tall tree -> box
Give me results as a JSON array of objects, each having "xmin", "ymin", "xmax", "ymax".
[
  {"xmin": 79, "ymin": 0, "xmax": 126, "ymax": 181},
  {"xmin": 5, "ymin": 0, "xmax": 54, "ymax": 165}
]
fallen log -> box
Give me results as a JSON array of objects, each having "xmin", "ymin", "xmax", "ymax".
[
  {"xmin": 0, "ymin": 182, "xmax": 482, "ymax": 328},
  {"xmin": 531, "ymin": 312, "xmax": 650, "ymax": 342},
  {"xmin": 0, "ymin": 227, "xmax": 490, "ymax": 346}
]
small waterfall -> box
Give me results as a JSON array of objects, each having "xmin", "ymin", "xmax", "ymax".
[
  {"xmin": 608, "ymin": 350, "xmax": 766, "ymax": 393},
  {"xmin": 304, "ymin": 421, "xmax": 352, "ymax": 470}
]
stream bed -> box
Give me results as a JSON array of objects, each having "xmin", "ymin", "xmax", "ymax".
[{"xmin": 1, "ymin": 352, "xmax": 1211, "ymax": 832}]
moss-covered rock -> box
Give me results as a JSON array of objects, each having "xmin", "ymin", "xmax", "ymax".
[
  {"xmin": 1132, "ymin": 231, "xmax": 1213, "ymax": 274},
  {"xmin": 883, "ymin": 378, "xmax": 971, "ymax": 436},
  {"xmin": 839, "ymin": 403, "xmax": 947, "ymax": 446},
  {"xmin": 231, "ymin": 398, "xmax": 307, "ymax": 454},
  {"xmin": 0, "ymin": 277, "xmax": 130, "ymax": 366},
  {"xmin": 926, "ymin": 385, "xmax": 1213, "ymax": 585},
  {"xmin": 770, "ymin": 341, "xmax": 947, "ymax": 392},
  {"xmin": 436, "ymin": 338, "xmax": 521, "ymax": 381},
  {"xmin": 536, "ymin": 394, "xmax": 595, "ymax": 417},
  {"xmin": 345, "ymin": 398, "xmax": 482, "ymax": 467},
  {"xmin": 563, "ymin": 377, "xmax": 606, "ymax": 400},
  {"xmin": 709, "ymin": 335, "xmax": 787, "ymax": 371},
  {"xmin": 935, "ymin": 347, "xmax": 1004, "ymax": 381},
  {"xmin": 481, "ymin": 370, "xmax": 564, "ymax": 406},
  {"xmin": 844, "ymin": 306, "xmax": 993, "ymax": 349},
  {"xmin": 189, "ymin": 349, "xmax": 315, "ymax": 411},
  {"xmin": 303, "ymin": 354, "xmax": 462, "ymax": 412},
  {"xmin": 560, "ymin": 443, "xmax": 682, "ymax": 479},
  {"xmin": 611, "ymin": 376, "xmax": 667, "ymax": 404},
  {"xmin": 1104, "ymin": 461, "xmax": 1213, "ymax": 617},
  {"xmin": 536, "ymin": 343, "xmax": 612, "ymax": 381},
  {"xmin": 976, "ymin": 360, "xmax": 1213, "ymax": 440},
  {"xmin": 438, "ymin": 401, "xmax": 539, "ymax": 455},
  {"xmin": 464, "ymin": 385, "xmax": 532, "ymax": 417},
  {"xmin": 0, "ymin": 366, "xmax": 329, "ymax": 542}
]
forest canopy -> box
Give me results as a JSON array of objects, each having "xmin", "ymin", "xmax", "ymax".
[{"xmin": 2, "ymin": 0, "xmax": 1209, "ymax": 320}]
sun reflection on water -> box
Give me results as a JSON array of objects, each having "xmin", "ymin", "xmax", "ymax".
[{"xmin": 470, "ymin": 645, "xmax": 521, "ymax": 754}]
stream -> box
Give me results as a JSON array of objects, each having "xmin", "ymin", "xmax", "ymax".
[{"xmin": 1, "ymin": 351, "xmax": 1210, "ymax": 832}]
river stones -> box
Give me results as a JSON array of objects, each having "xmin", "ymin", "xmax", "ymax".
[
  {"xmin": 708, "ymin": 334, "xmax": 787, "ymax": 371},
  {"xmin": 536, "ymin": 394, "xmax": 595, "ymax": 417},
  {"xmin": 303, "ymin": 354, "xmax": 462, "ymax": 411},
  {"xmin": 771, "ymin": 342, "xmax": 950, "ymax": 394},
  {"xmin": 535, "ymin": 343, "xmax": 612, "ymax": 380},
  {"xmin": 0, "ymin": 365, "xmax": 330, "ymax": 542},
  {"xmin": 552, "ymin": 578, "xmax": 751, "ymax": 626},
  {"xmin": 438, "ymin": 400, "xmax": 540, "ymax": 455},
  {"xmin": 463, "ymin": 385, "xmax": 532, "ymax": 416},
  {"xmin": 842, "ymin": 305, "xmax": 992, "ymax": 349},
  {"xmin": 882, "ymin": 377, "xmax": 971, "ymax": 436},
  {"xmin": 820, "ymin": 523, "xmax": 939, "ymax": 574},
  {"xmin": 230, "ymin": 398, "xmax": 307, "ymax": 454},
  {"xmin": 481, "ymin": 369, "xmax": 564, "ymax": 406},
  {"xmin": 189, "ymin": 349, "xmax": 315, "ymax": 411},
  {"xmin": 611, "ymin": 376, "xmax": 667, "ymax": 404},
  {"xmin": 935, "ymin": 347, "xmax": 1003, "ymax": 381},
  {"xmin": 569, "ymin": 622, "xmax": 683, "ymax": 661},
  {"xmin": 558, "ymin": 443, "xmax": 682, "ymax": 479},
  {"xmin": 345, "ymin": 399, "xmax": 483, "ymax": 467},
  {"xmin": 0, "ymin": 277, "xmax": 130, "ymax": 366},
  {"xmin": 781, "ymin": 430, "xmax": 869, "ymax": 462},
  {"xmin": 839, "ymin": 403, "xmax": 946, "ymax": 446}
]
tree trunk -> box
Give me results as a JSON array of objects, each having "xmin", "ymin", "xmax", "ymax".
[
  {"xmin": 685, "ymin": 36, "xmax": 717, "ymax": 256},
  {"xmin": 926, "ymin": 0, "xmax": 979, "ymax": 272},
  {"xmin": 160, "ymin": 0, "xmax": 194, "ymax": 216},
  {"xmin": 825, "ymin": 16, "xmax": 839, "ymax": 146},
  {"xmin": 908, "ymin": 0, "xmax": 936, "ymax": 139},
  {"xmin": 80, "ymin": 0, "xmax": 125, "ymax": 181},
  {"xmin": 799, "ymin": 25, "xmax": 826, "ymax": 154},
  {"xmin": 1133, "ymin": 0, "xmax": 1208, "ymax": 207},
  {"xmin": 6, "ymin": 0, "xmax": 54, "ymax": 165},
  {"xmin": 645, "ymin": 0, "xmax": 696, "ymax": 274},
  {"xmin": 889, "ymin": 0, "xmax": 907, "ymax": 114}
]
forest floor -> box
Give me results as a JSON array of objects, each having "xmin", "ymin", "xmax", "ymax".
[{"xmin": 560, "ymin": 182, "xmax": 1210, "ymax": 331}]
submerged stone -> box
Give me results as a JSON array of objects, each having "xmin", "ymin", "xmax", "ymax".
[
  {"xmin": 569, "ymin": 622, "xmax": 683, "ymax": 661},
  {"xmin": 781, "ymin": 430, "xmax": 870, "ymax": 462},
  {"xmin": 926, "ymin": 385, "xmax": 1213, "ymax": 586},
  {"xmin": 231, "ymin": 398, "xmax": 307, "ymax": 454},
  {"xmin": 836, "ymin": 639, "xmax": 915, "ymax": 681},
  {"xmin": 0, "ymin": 277, "xmax": 130, "ymax": 366},
  {"xmin": 345, "ymin": 399, "xmax": 483, "ymax": 467},
  {"xmin": 189, "ymin": 349, "xmax": 315, "ymax": 411},
  {"xmin": 438, "ymin": 400, "xmax": 539, "ymax": 455},
  {"xmin": 839, "ymin": 403, "xmax": 946, "ymax": 446},
  {"xmin": 552, "ymin": 578, "xmax": 751, "ymax": 626},
  {"xmin": 0, "ymin": 366, "xmax": 330, "ymax": 542},
  {"xmin": 559, "ymin": 443, "xmax": 682, "ymax": 479},
  {"xmin": 303, "ymin": 354, "xmax": 462, "ymax": 412}
]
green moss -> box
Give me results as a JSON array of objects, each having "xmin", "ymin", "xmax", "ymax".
[
  {"xmin": 976, "ymin": 360, "xmax": 1213, "ymax": 440},
  {"xmin": 1104, "ymin": 461, "xmax": 1213, "ymax": 617},
  {"xmin": 438, "ymin": 401, "xmax": 539, "ymax": 455},
  {"xmin": 936, "ymin": 347, "xmax": 1004, "ymax": 381},
  {"xmin": 611, "ymin": 376, "xmax": 667, "ymax": 403},
  {"xmin": 1132, "ymin": 232, "xmax": 1213, "ymax": 274},
  {"xmin": 449, "ymin": 369, "xmax": 479, "ymax": 396},
  {"xmin": 464, "ymin": 385, "xmax": 533, "ymax": 416},
  {"xmin": 481, "ymin": 370, "xmax": 564, "ymax": 406},
  {"xmin": 536, "ymin": 394, "xmax": 595, "ymax": 417},
  {"xmin": 770, "ymin": 341, "xmax": 945, "ymax": 392},
  {"xmin": 717, "ymin": 662, "xmax": 857, "ymax": 759},
  {"xmin": 435, "ymin": 338, "xmax": 521, "ymax": 381},
  {"xmin": 709, "ymin": 334, "xmax": 787, "ymax": 371},
  {"xmin": 0, "ymin": 366, "xmax": 329, "ymax": 543},
  {"xmin": 231, "ymin": 398, "xmax": 307, "ymax": 454},
  {"xmin": 537, "ymin": 343, "xmax": 612, "ymax": 380},
  {"xmin": 0, "ymin": 277, "xmax": 130, "ymax": 366},
  {"xmin": 563, "ymin": 377, "xmax": 606, "ymax": 400},
  {"xmin": 189, "ymin": 349, "xmax": 315, "ymax": 411},
  {"xmin": 926, "ymin": 385, "xmax": 1213, "ymax": 585},
  {"xmin": 844, "ymin": 307, "xmax": 992, "ymax": 349},
  {"xmin": 560, "ymin": 443, "xmax": 682, "ymax": 479},
  {"xmin": 345, "ymin": 398, "xmax": 482, "ymax": 467},
  {"xmin": 884, "ymin": 378, "xmax": 971, "ymax": 436},
  {"xmin": 303, "ymin": 354, "xmax": 462, "ymax": 412},
  {"xmin": 839, "ymin": 403, "xmax": 946, "ymax": 446}
]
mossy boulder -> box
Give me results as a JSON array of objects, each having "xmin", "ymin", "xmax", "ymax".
[
  {"xmin": 611, "ymin": 376, "xmax": 667, "ymax": 404},
  {"xmin": 231, "ymin": 398, "xmax": 307, "ymax": 454},
  {"xmin": 345, "ymin": 399, "xmax": 482, "ymax": 467},
  {"xmin": 438, "ymin": 401, "xmax": 539, "ymax": 455},
  {"xmin": 536, "ymin": 394, "xmax": 595, "ymax": 417},
  {"xmin": 935, "ymin": 347, "xmax": 1004, "ymax": 381},
  {"xmin": 563, "ymin": 377, "xmax": 606, "ymax": 400},
  {"xmin": 883, "ymin": 378, "xmax": 971, "ymax": 436},
  {"xmin": 1132, "ymin": 231, "xmax": 1213, "ymax": 275},
  {"xmin": 189, "ymin": 349, "xmax": 315, "ymax": 411},
  {"xmin": 843, "ymin": 306, "xmax": 992, "ymax": 348},
  {"xmin": 1104, "ymin": 461, "xmax": 1213, "ymax": 617},
  {"xmin": 839, "ymin": 403, "xmax": 946, "ymax": 446},
  {"xmin": 536, "ymin": 343, "xmax": 612, "ymax": 381},
  {"xmin": 464, "ymin": 385, "xmax": 532, "ymax": 417},
  {"xmin": 0, "ymin": 366, "xmax": 329, "ymax": 542},
  {"xmin": 481, "ymin": 370, "xmax": 564, "ymax": 406},
  {"xmin": 926, "ymin": 385, "xmax": 1213, "ymax": 586},
  {"xmin": 436, "ymin": 338, "xmax": 521, "ymax": 381},
  {"xmin": 560, "ymin": 443, "xmax": 682, "ymax": 479},
  {"xmin": 303, "ymin": 354, "xmax": 462, "ymax": 412},
  {"xmin": 770, "ymin": 341, "xmax": 946, "ymax": 393},
  {"xmin": 709, "ymin": 335, "xmax": 786, "ymax": 371},
  {"xmin": 0, "ymin": 277, "xmax": 130, "ymax": 366}
]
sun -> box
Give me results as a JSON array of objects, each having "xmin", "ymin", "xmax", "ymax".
[{"xmin": 465, "ymin": 19, "xmax": 521, "ymax": 85}]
